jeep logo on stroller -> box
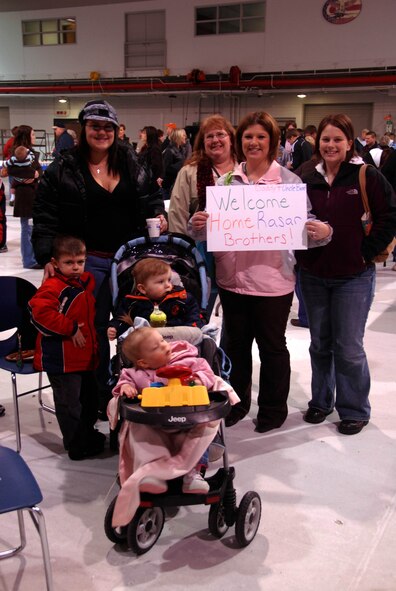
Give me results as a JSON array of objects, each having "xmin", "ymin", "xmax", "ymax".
[{"xmin": 168, "ymin": 415, "xmax": 187, "ymax": 423}]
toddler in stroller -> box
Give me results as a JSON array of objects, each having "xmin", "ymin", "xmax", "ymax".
[
  {"xmin": 106, "ymin": 327, "xmax": 240, "ymax": 526},
  {"xmin": 107, "ymin": 257, "xmax": 205, "ymax": 341},
  {"xmin": 109, "ymin": 233, "xmax": 211, "ymax": 319}
]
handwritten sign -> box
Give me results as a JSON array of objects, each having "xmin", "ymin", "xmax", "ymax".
[{"xmin": 206, "ymin": 184, "xmax": 308, "ymax": 251}]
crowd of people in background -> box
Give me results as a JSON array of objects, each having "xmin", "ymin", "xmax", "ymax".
[{"xmin": 1, "ymin": 102, "xmax": 396, "ymax": 457}]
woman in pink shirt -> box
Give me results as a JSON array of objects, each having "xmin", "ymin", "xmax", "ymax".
[{"xmin": 191, "ymin": 112, "xmax": 331, "ymax": 433}]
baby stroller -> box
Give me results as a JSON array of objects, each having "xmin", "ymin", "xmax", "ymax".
[
  {"xmin": 104, "ymin": 235, "xmax": 261, "ymax": 554},
  {"xmin": 108, "ymin": 232, "xmax": 216, "ymax": 383},
  {"xmin": 110, "ymin": 233, "xmax": 210, "ymax": 317}
]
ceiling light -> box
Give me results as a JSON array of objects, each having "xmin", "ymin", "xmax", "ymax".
[
  {"xmin": 58, "ymin": 98, "xmax": 67, "ymax": 103},
  {"xmin": 297, "ymin": 94, "xmax": 307, "ymax": 98}
]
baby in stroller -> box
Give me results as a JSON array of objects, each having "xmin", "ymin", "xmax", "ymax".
[
  {"xmin": 107, "ymin": 326, "xmax": 239, "ymax": 527},
  {"xmin": 107, "ymin": 257, "xmax": 205, "ymax": 341}
]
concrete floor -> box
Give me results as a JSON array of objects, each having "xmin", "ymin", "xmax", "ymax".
[{"xmin": 1, "ymin": 195, "xmax": 396, "ymax": 591}]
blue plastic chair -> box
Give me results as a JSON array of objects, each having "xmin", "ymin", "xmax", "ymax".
[
  {"xmin": 0, "ymin": 276, "xmax": 54, "ymax": 451},
  {"xmin": 0, "ymin": 445, "xmax": 53, "ymax": 590}
]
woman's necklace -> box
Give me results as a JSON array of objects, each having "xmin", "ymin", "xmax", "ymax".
[{"xmin": 88, "ymin": 157, "xmax": 108, "ymax": 175}]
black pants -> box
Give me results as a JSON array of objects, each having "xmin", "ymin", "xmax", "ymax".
[
  {"xmin": 219, "ymin": 287, "xmax": 293, "ymax": 425},
  {"xmin": 84, "ymin": 255, "xmax": 114, "ymax": 414},
  {"xmin": 47, "ymin": 371, "xmax": 99, "ymax": 450}
]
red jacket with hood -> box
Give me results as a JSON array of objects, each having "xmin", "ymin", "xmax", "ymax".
[{"xmin": 28, "ymin": 271, "xmax": 98, "ymax": 373}]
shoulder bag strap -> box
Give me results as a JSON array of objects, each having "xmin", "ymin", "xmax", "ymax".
[{"xmin": 359, "ymin": 164, "xmax": 370, "ymax": 215}]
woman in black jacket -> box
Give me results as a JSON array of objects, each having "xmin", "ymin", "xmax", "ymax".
[
  {"xmin": 162, "ymin": 128, "xmax": 188, "ymax": 199},
  {"xmin": 7, "ymin": 125, "xmax": 41, "ymax": 268},
  {"xmin": 138, "ymin": 125, "xmax": 164, "ymax": 195},
  {"xmin": 296, "ymin": 113, "xmax": 396, "ymax": 435},
  {"xmin": 32, "ymin": 100, "xmax": 167, "ymax": 417}
]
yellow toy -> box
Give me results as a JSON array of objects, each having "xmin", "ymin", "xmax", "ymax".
[
  {"xmin": 138, "ymin": 365, "xmax": 210, "ymax": 407},
  {"xmin": 149, "ymin": 305, "xmax": 167, "ymax": 327}
]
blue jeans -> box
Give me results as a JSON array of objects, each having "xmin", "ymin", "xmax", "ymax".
[
  {"xmin": 20, "ymin": 217, "xmax": 37, "ymax": 268},
  {"xmin": 300, "ymin": 267, "xmax": 376, "ymax": 421},
  {"xmin": 85, "ymin": 254, "xmax": 113, "ymax": 411},
  {"xmin": 295, "ymin": 267, "xmax": 309, "ymax": 327}
]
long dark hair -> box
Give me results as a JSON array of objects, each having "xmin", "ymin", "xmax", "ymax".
[
  {"xmin": 77, "ymin": 122, "xmax": 121, "ymax": 175},
  {"xmin": 143, "ymin": 126, "xmax": 161, "ymax": 149},
  {"xmin": 13, "ymin": 125, "xmax": 33, "ymax": 151},
  {"xmin": 236, "ymin": 112, "xmax": 280, "ymax": 163},
  {"xmin": 314, "ymin": 114, "xmax": 356, "ymax": 162}
]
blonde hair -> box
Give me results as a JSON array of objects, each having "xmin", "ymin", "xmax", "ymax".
[
  {"xmin": 132, "ymin": 258, "xmax": 170, "ymax": 287},
  {"xmin": 122, "ymin": 327, "xmax": 156, "ymax": 365},
  {"xmin": 170, "ymin": 128, "xmax": 187, "ymax": 147}
]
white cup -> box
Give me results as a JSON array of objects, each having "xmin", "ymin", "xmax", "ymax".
[{"xmin": 146, "ymin": 218, "xmax": 161, "ymax": 238}]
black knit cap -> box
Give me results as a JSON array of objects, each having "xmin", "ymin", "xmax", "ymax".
[{"xmin": 78, "ymin": 99, "xmax": 119, "ymax": 127}]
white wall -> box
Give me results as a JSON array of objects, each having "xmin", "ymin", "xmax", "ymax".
[
  {"xmin": 0, "ymin": 0, "xmax": 395, "ymax": 141},
  {"xmin": 0, "ymin": 0, "xmax": 395, "ymax": 80},
  {"xmin": 0, "ymin": 88, "xmax": 394, "ymax": 144}
]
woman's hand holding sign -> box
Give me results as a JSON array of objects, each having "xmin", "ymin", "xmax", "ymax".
[
  {"xmin": 191, "ymin": 210, "xmax": 209, "ymax": 232},
  {"xmin": 305, "ymin": 220, "xmax": 331, "ymax": 241}
]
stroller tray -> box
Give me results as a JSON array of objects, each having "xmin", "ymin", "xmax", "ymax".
[{"xmin": 120, "ymin": 390, "xmax": 230, "ymax": 428}]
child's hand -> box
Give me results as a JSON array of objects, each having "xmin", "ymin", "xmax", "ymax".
[
  {"xmin": 72, "ymin": 324, "xmax": 86, "ymax": 348},
  {"xmin": 120, "ymin": 384, "xmax": 138, "ymax": 398},
  {"xmin": 107, "ymin": 327, "xmax": 117, "ymax": 341},
  {"xmin": 192, "ymin": 375, "xmax": 203, "ymax": 385}
]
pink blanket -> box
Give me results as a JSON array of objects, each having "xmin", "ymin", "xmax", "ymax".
[{"xmin": 108, "ymin": 375, "xmax": 239, "ymax": 527}]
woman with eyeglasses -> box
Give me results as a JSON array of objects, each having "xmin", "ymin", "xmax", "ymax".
[
  {"xmin": 189, "ymin": 111, "xmax": 331, "ymax": 432},
  {"xmin": 32, "ymin": 99, "xmax": 167, "ymax": 421},
  {"xmin": 168, "ymin": 115, "xmax": 237, "ymax": 236}
]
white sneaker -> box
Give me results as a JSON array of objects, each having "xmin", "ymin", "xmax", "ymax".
[
  {"xmin": 182, "ymin": 469, "xmax": 209, "ymax": 494},
  {"xmin": 139, "ymin": 477, "xmax": 168, "ymax": 494}
]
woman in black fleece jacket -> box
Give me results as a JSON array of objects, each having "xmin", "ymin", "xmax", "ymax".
[{"xmin": 296, "ymin": 113, "xmax": 396, "ymax": 436}]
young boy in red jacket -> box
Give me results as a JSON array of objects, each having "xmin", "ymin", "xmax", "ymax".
[{"xmin": 29, "ymin": 235, "xmax": 105, "ymax": 460}]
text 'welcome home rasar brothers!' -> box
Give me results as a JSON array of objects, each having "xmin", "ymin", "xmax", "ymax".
[{"xmin": 206, "ymin": 184, "xmax": 308, "ymax": 251}]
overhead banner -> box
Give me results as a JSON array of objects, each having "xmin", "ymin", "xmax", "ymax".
[{"xmin": 206, "ymin": 184, "xmax": 308, "ymax": 251}]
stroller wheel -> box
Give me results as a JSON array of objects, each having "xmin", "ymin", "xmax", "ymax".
[
  {"xmin": 235, "ymin": 491, "xmax": 261, "ymax": 547},
  {"xmin": 127, "ymin": 506, "xmax": 165, "ymax": 555},
  {"xmin": 104, "ymin": 496, "xmax": 128, "ymax": 544},
  {"xmin": 208, "ymin": 503, "xmax": 229, "ymax": 538}
]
